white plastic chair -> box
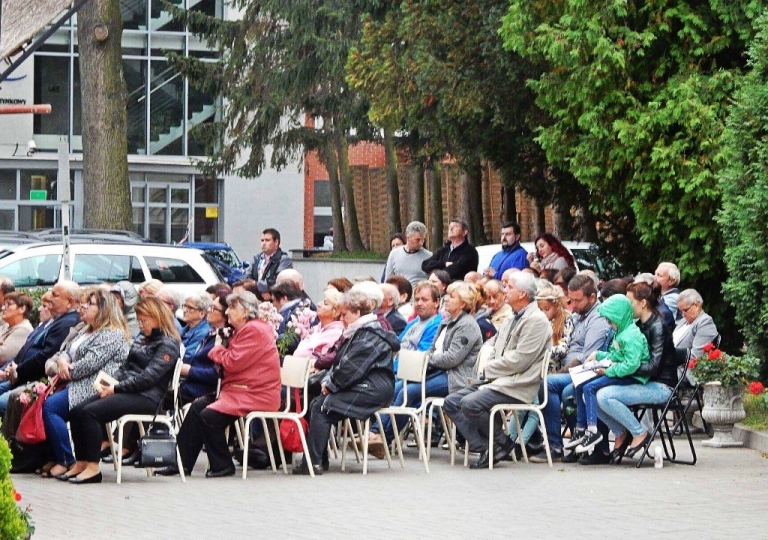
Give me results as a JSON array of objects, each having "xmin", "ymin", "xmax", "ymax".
[
  {"xmin": 241, "ymin": 355, "xmax": 313, "ymax": 478},
  {"xmin": 108, "ymin": 357, "xmax": 186, "ymax": 484},
  {"xmin": 488, "ymin": 354, "xmax": 552, "ymax": 469},
  {"xmin": 372, "ymin": 349, "xmax": 431, "ymax": 474}
]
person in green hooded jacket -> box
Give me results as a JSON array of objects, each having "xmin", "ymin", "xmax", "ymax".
[{"xmin": 564, "ymin": 294, "xmax": 650, "ymax": 455}]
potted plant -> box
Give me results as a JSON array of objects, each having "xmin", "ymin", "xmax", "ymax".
[{"xmin": 688, "ymin": 343, "xmax": 760, "ymax": 447}]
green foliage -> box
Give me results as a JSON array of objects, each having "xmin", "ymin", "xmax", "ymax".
[
  {"xmin": 0, "ymin": 433, "xmax": 29, "ymax": 540},
  {"xmin": 717, "ymin": 12, "xmax": 768, "ymax": 374},
  {"xmin": 743, "ymin": 393, "xmax": 768, "ymax": 431},
  {"xmin": 19, "ymin": 288, "xmax": 47, "ymax": 328},
  {"xmin": 499, "ymin": 0, "xmax": 763, "ymax": 282}
]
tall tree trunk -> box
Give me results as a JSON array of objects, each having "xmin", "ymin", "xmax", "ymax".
[
  {"xmin": 580, "ymin": 204, "xmax": 599, "ymax": 242},
  {"xmin": 458, "ymin": 168, "xmax": 471, "ymax": 236},
  {"xmin": 78, "ymin": 0, "xmax": 132, "ymax": 230},
  {"xmin": 335, "ymin": 132, "xmax": 366, "ymax": 251},
  {"xmin": 408, "ymin": 162, "xmax": 425, "ymax": 224},
  {"xmin": 321, "ymin": 142, "xmax": 347, "ymax": 252},
  {"xmin": 535, "ymin": 198, "xmax": 547, "ymax": 236},
  {"xmin": 383, "ymin": 126, "xmax": 402, "ymax": 237},
  {"xmin": 503, "ymin": 181, "xmax": 517, "ymax": 224},
  {"xmin": 427, "ymin": 162, "xmax": 443, "ymax": 251},
  {"xmin": 467, "ymin": 160, "xmax": 486, "ymax": 245}
]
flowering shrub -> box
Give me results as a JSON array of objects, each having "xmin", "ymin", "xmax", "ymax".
[
  {"xmin": 276, "ymin": 300, "xmax": 316, "ymax": 357},
  {"xmin": 0, "ymin": 432, "xmax": 33, "ymax": 538},
  {"xmin": 688, "ymin": 343, "xmax": 760, "ymax": 386},
  {"xmin": 256, "ymin": 301, "xmax": 283, "ymax": 339}
]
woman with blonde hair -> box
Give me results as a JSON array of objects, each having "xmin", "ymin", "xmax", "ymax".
[
  {"xmin": 536, "ymin": 284, "xmax": 574, "ymax": 372},
  {"xmin": 62, "ymin": 296, "xmax": 180, "ymax": 484},
  {"xmin": 41, "ymin": 288, "xmax": 131, "ymax": 478}
]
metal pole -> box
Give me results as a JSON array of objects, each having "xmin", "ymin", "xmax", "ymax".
[{"xmin": 58, "ymin": 139, "xmax": 71, "ymax": 280}]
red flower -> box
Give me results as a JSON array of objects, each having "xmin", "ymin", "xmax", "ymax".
[
  {"xmin": 12, "ymin": 489, "xmax": 21, "ymax": 502},
  {"xmin": 688, "ymin": 358, "xmax": 698, "ymax": 370},
  {"xmin": 750, "ymin": 382, "xmax": 765, "ymax": 396},
  {"xmin": 702, "ymin": 342, "xmax": 715, "ymax": 353},
  {"xmin": 708, "ymin": 349, "xmax": 722, "ymax": 360}
]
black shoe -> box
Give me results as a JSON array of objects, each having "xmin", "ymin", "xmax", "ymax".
[
  {"xmin": 528, "ymin": 447, "xmax": 563, "ymax": 463},
  {"xmin": 321, "ymin": 453, "xmax": 330, "ymax": 472},
  {"xmin": 563, "ymin": 429, "xmax": 586, "ymax": 450},
  {"xmin": 470, "ymin": 450, "xmax": 491, "ymax": 469},
  {"xmin": 121, "ymin": 452, "xmax": 140, "ymax": 467},
  {"xmin": 561, "ymin": 451, "xmax": 579, "ymax": 463},
  {"xmin": 494, "ymin": 439, "xmax": 515, "ymax": 463},
  {"xmin": 292, "ymin": 459, "xmax": 323, "ymax": 476},
  {"xmin": 575, "ymin": 430, "xmax": 603, "ymax": 453},
  {"xmin": 102, "ymin": 454, "xmax": 114, "ymax": 464},
  {"xmin": 154, "ymin": 466, "xmax": 188, "ymax": 477},
  {"xmin": 609, "ymin": 437, "xmax": 631, "ymax": 465},
  {"xmin": 68, "ymin": 472, "xmax": 103, "ymax": 485},
  {"xmin": 100, "ymin": 447, "xmax": 112, "ymax": 459},
  {"xmin": 205, "ymin": 465, "xmax": 236, "ymax": 478},
  {"xmin": 578, "ymin": 451, "xmax": 611, "ymax": 465},
  {"xmin": 624, "ymin": 433, "xmax": 652, "ymax": 459}
]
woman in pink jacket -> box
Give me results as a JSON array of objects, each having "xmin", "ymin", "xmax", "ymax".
[{"xmin": 157, "ymin": 291, "xmax": 281, "ymax": 478}]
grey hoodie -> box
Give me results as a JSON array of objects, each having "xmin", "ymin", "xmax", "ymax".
[{"xmin": 115, "ymin": 280, "xmax": 140, "ymax": 337}]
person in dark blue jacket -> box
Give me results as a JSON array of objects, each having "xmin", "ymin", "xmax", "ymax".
[{"xmin": 484, "ymin": 222, "xmax": 529, "ymax": 279}]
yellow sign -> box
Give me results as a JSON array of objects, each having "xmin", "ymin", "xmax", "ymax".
[{"xmin": 205, "ymin": 207, "xmax": 218, "ymax": 218}]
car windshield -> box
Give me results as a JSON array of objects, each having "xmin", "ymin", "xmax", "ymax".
[{"xmin": 206, "ymin": 248, "xmax": 241, "ymax": 268}]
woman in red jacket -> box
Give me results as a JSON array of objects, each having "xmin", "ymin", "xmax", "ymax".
[{"xmin": 158, "ymin": 291, "xmax": 281, "ymax": 478}]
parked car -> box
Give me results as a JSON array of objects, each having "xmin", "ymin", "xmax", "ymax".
[
  {"xmin": 476, "ymin": 241, "xmax": 619, "ymax": 278},
  {"xmin": 0, "ymin": 241, "xmax": 223, "ymax": 296},
  {"xmin": 180, "ymin": 242, "xmax": 249, "ymax": 285},
  {"xmin": 31, "ymin": 228, "xmax": 152, "ymax": 243}
]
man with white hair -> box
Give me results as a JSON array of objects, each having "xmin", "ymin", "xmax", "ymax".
[
  {"xmin": 156, "ymin": 287, "xmax": 183, "ymax": 332},
  {"xmin": 654, "ymin": 262, "xmax": 681, "ymax": 320},
  {"xmin": 443, "ymin": 272, "xmax": 551, "ymax": 469},
  {"xmin": 0, "ymin": 280, "xmax": 81, "ymax": 414},
  {"xmin": 276, "ymin": 268, "xmax": 315, "ymax": 309},
  {"xmin": 634, "ymin": 272, "xmax": 675, "ymax": 329},
  {"xmin": 378, "ymin": 283, "xmax": 406, "ymax": 334}
]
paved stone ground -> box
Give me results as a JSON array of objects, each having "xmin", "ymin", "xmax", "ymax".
[{"xmin": 11, "ymin": 435, "xmax": 768, "ymax": 539}]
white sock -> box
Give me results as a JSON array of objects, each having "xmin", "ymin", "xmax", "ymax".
[{"xmin": 587, "ymin": 425, "xmax": 598, "ymax": 434}]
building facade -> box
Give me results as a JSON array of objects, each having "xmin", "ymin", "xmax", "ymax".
[{"xmin": 0, "ymin": 0, "xmax": 304, "ymax": 261}]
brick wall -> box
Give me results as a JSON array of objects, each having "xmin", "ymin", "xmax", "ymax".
[{"xmin": 304, "ymin": 144, "xmax": 556, "ymax": 250}]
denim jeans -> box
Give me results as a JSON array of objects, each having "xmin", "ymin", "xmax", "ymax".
[
  {"xmin": 0, "ymin": 380, "xmax": 15, "ymax": 416},
  {"xmin": 507, "ymin": 395, "xmax": 540, "ymax": 445},
  {"xmin": 575, "ymin": 376, "xmax": 636, "ymax": 428},
  {"xmin": 372, "ymin": 371, "xmax": 449, "ymax": 442},
  {"xmin": 42, "ymin": 388, "xmax": 75, "ymax": 466},
  {"xmin": 541, "ymin": 373, "xmax": 574, "ymax": 451},
  {"xmin": 596, "ymin": 382, "xmax": 673, "ymax": 437}
]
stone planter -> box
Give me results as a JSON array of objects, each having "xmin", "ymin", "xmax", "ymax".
[{"xmin": 701, "ymin": 382, "xmax": 746, "ymax": 447}]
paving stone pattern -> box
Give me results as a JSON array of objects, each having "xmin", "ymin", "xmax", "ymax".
[{"xmin": 11, "ymin": 437, "xmax": 768, "ymax": 539}]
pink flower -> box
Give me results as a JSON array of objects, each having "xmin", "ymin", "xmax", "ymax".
[
  {"xmin": 33, "ymin": 382, "xmax": 48, "ymax": 395},
  {"xmin": 18, "ymin": 392, "xmax": 30, "ymax": 406}
]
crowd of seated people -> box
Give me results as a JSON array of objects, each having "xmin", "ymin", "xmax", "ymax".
[{"xmin": 0, "ymin": 222, "xmax": 720, "ymax": 482}]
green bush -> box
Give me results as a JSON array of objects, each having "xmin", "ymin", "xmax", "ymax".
[
  {"xmin": 18, "ymin": 288, "xmax": 47, "ymax": 328},
  {"xmin": 0, "ymin": 432, "xmax": 29, "ymax": 540},
  {"xmin": 717, "ymin": 12, "xmax": 768, "ymax": 378}
]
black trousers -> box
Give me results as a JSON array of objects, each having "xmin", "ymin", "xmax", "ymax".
[
  {"xmin": 307, "ymin": 395, "xmax": 345, "ymax": 465},
  {"xmin": 177, "ymin": 395, "xmax": 237, "ymax": 473},
  {"xmin": 443, "ymin": 386, "xmax": 522, "ymax": 452},
  {"xmin": 70, "ymin": 393, "xmax": 158, "ymax": 463}
]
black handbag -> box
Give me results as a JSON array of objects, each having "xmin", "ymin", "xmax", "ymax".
[
  {"xmin": 139, "ymin": 382, "xmax": 178, "ymax": 468},
  {"xmin": 140, "ymin": 424, "xmax": 178, "ymax": 467}
]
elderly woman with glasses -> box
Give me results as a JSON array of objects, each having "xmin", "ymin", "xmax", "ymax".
[
  {"xmin": 157, "ymin": 291, "xmax": 282, "ymax": 478},
  {"xmin": 180, "ymin": 292, "xmax": 212, "ymax": 363},
  {"xmin": 178, "ymin": 291, "xmax": 229, "ymax": 405},
  {"xmin": 673, "ymin": 289, "xmax": 718, "ymax": 377}
]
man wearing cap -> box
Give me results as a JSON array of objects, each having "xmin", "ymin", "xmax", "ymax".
[
  {"xmin": 251, "ymin": 228, "xmax": 293, "ymax": 294},
  {"xmin": 422, "ymin": 218, "xmax": 479, "ymax": 280}
]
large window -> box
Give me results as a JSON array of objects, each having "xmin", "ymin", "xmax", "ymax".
[{"xmin": 33, "ymin": 0, "xmax": 223, "ymax": 156}]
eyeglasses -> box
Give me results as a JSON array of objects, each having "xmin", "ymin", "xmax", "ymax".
[
  {"xmin": 182, "ymin": 304, "xmax": 202, "ymax": 311},
  {"xmin": 208, "ymin": 306, "xmax": 224, "ymax": 313},
  {"xmin": 679, "ymin": 304, "xmax": 697, "ymax": 314}
]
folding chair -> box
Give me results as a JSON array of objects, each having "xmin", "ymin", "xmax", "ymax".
[
  {"xmin": 619, "ymin": 351, "xmax": 698, "ymax": 467},
  {"xmin": 675, "ymin": 334, "xmax": 720, "ymax": 435},
  {"xmin": 108, "ymin": 358, "xmax": 186, "ymax": 484},
  {"xmin": 339, "ymin": 416, "xmax": 393, "ymax": 475},
  {"xmin": 488, "ymin": 353, "xmax": 553, "ymax": 469},
  {"xmin": 241, "ymin": 355, "xmax": 313, "ymax": 478}
]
